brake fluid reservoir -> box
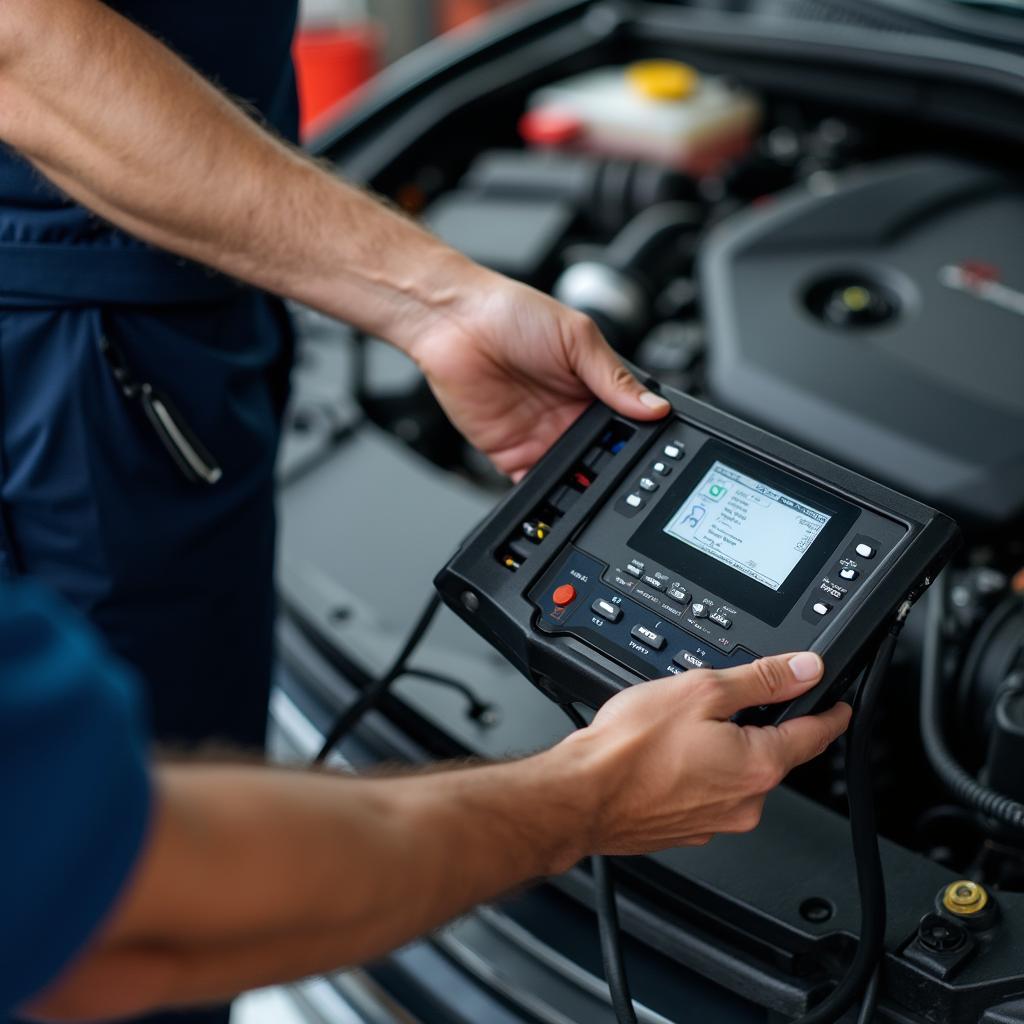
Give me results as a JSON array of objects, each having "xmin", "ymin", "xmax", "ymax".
[{"xmin": 523, "ymin": 61, "xmax": 761, "ymax": 176}]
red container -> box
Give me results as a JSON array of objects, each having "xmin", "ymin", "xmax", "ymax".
[{"xmin": 292, "ymin": 25, "xmax": 379, "ymax": 140}]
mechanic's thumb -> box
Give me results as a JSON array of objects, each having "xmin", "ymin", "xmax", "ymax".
[{"xmin": 577, "ymin": 328, "xmax": 670, "ymax": 420}]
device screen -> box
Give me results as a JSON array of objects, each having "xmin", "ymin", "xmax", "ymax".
[{"xmin": 662, "ymin": 461, "xmax": 832, "ymax": 592}]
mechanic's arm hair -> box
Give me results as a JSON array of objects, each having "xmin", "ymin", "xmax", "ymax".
[
  {"xmin": 27, "ymin": 757, "xmax": 589, "ymax": 1021},
  {"xmin": 0, "ymin": 0, "xmax": 478, "ymax": 350}
]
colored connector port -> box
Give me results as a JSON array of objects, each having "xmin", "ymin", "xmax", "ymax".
[{"xmin": 522, "ymin": 520, "xmax": 552, "ymax": 544}]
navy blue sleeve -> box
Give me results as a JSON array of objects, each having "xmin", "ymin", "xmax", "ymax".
[{"xmin": 1, "ymin": 581, "xmax": 151, "ymax": 1014}]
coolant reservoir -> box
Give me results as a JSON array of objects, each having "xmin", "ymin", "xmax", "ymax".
[{"xmin": 522, "ymin": 61, "xmax": 761, "ymax": 176}]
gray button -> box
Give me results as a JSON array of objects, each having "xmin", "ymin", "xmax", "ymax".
[
  {"xmin": 639, "ymin": 477, "xmax": 659, "ymax": 493},
  {"xmin": 813, "ymin": 602, "xmax": 832, "ymax": 616},
  {"xmin": 664, "ymin": 444, "xmax": 683, "ymax": 460},
  {"xmin": 652, "ymin": 461, "xmax": 672, "ymax": 476},
  {"xmin": 709, "ymin": 611, "xmax": 732, "ymax": 630},
  {"xmin": 673, "ymin": 650, "xmax": 706, "ymax": 670},
  {"xmin": 691, "ymin": 602, "xmax": 710, "ymax": 618},
  {"xmin": 855, "ymin": 543, "xmax": 876, "ymax": 559},
  {"xmin": 839, "ymin": 567, "xmax": 859, "ymax": 581},
  {"xmin": 641, "ymin": 574, "xmax": 666, "ymax": 591},
  {"xmin": 667, "ymin": 586, "xmax": 690, "ymax": 605},
  {"xmin": 631, "ymin": 624, "xmax": 666, "ymax": 650},
  {"xmin": 625, "ymin": 563, "xmax": 643, "ymax": 577},
  {"xmin": 592, "ymin": 599, "xmax": 622, "ymax": 623}
]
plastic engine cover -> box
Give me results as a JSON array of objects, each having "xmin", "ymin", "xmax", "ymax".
[{"xmin": 701, "ymin": 156, "xmax": 1024, "ymax": 532}]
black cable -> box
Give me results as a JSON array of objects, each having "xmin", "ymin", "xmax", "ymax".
[
  {"xmin": 314, "ymin": 592, "xmax": 443, "ymax": 764},
  {"xmin": 921, "ymin": 571, "xmax": 1024, "ymax": 831},
  {"xmin": 562, "ymin": 704, "xmax": 639, "ymax": 1024},
  {"xmin": 794, "ymin": 613, "xmax": 906, "ymax": 1024},
  {"xmin": 402, "ymin": 668, "xmax": 499, "ymax": 725},
  {"xmin": 855, "ymin": 965, "xmax": 881, "ymax": 1024}
]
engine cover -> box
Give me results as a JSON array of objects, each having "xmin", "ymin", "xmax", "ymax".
[{"xmin": 701, "ymin": 157, "xmax": 1024, "ymax": 532}]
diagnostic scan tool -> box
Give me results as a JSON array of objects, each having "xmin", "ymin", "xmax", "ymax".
[{"xmin": 436, "ymin": 386, "xmax": 959, "ymax": 722}]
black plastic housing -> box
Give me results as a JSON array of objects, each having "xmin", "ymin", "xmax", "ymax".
[{"xmin": 435, "ymin": 385, "xmax": 959, "ymax": 719}]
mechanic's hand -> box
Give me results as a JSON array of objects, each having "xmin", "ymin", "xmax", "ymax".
[
  {"xmin": 408, "ymin": 269, "xmax": 670, "ymax": 480},
  {"xmin": 556, "ymin": 652, "xmax": 851, "ymax": 856}
]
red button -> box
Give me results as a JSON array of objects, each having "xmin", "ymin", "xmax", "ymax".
[{"xmin": 552, "ymin": 584, "xmax": 577, "ymax": 607}]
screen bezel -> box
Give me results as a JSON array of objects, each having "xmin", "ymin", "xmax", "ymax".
[{"xmin": 629, "ymin": 439, "xmax": 859, "ymax": 626}]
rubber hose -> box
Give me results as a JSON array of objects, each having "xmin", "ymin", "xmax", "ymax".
[{"xmin": 920, "ymin": 573, "xmax": 1024, "ymax": 830}]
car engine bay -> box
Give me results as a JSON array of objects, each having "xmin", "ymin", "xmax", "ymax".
[{"xmin": 273, "ymin": 2, "xmax": 1024, "ymax": 1020}]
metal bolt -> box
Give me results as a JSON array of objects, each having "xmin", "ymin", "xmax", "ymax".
[{"xmin": 943, "ymin": 880, "xmax": 989, "ymax": 916}]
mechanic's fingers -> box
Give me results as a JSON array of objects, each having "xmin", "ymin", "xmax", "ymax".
[
  {"xmin": 768, "ymin": 701, "xmax": 852, "ymax": 775},
  {"xmin": 695, "ymin": 652, "xmax": 825, "ymax": 719},
  {"xmin": 569, "ymin": 315, "xmax": 670, "ymax": 419}
]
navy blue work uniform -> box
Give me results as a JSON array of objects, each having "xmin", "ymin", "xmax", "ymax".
[
  {"xmin": 1, "ymin": 581, "xmax": 151, "ymax": 1019},
  {"xmin": 0, "ymin": 3, "xmax": 299, "ymax": 1023}
]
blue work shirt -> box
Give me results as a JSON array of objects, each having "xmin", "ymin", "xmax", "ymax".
[
  {"xmin": 1, "ymin": 581, "xmax": 151, "ymax": 1016},
  {"xmin": 0, "ymin": 0, "xmax": 300, "ymax": 303}
]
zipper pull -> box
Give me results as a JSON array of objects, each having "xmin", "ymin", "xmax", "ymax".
[{"xmin": 100, "ymin": 335, "xmax": 223, "ymax": 486}]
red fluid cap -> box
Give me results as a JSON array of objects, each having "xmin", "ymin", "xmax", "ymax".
[
  {"xmin": 552, "ymin": 584, "xmax": 577, "ymax": 607},
  {"xmin": 519, "ymin": 108, "xmax": 583, "ymax": 147}
]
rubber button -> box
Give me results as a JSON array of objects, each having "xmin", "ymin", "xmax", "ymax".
[{"xmin": 553, "ymin": 584, "xmax": 577, "ymax": 607}]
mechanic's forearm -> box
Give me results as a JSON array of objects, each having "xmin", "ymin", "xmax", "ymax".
[
  {"xmin": 0, "ymin": 0, "xmax": 481, "ymax": 349},
  {"xmin": 28, "ymin": 754, "xmax": 592, "ymax": 1020}
]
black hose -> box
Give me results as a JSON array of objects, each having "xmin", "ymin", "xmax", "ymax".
[
  {"xmin": 955, "ymin": 590, "xmax": 1024, "ymax": 724},
  {"xmin": 605, "ymin": 201, "xmax": 703, "ymax": 271},
  {"xmin": 314, "ymin": 592, "xmax": 443, "ymax": 764},
  {"xmin": 562, "ymin": 704, "xmax": 639, "ymax": 1024},
  {"xmin": 920, "ymin": 573, "xmax": 1024, "ymax": 831}
]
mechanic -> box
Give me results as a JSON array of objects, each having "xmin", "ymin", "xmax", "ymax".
[
  {"xmin": 0, "ymin": 4, "xmax": 849, "ymax": 1020},
  {"xmin": 3, "ymin": 576, "xmax": 851, "ymax": 1021},
  {"xmin": 0, "ymin": 6, "xmax": 674, "ymax": 1024}
]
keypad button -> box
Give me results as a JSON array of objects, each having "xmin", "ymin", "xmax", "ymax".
[
  {"xmin": 641, "ymin": 575, "xmax": 666, "ymax": 591},
  {"xmin": 663, "ymin": 444, "xmax": 683, "ymax": 460},
  {"xmin": 626, "ymin": 493, "xmax": 645, "ymax": 509},
  {"xmin": 652, "ymin": 461, "xmax": 672, "ymax": 477},
  {"xmin": 839, "ymin": 566, "xmax": 859, "ymax": 581},
  {"xmin": 639, "ymin": 477, "xmax": 659, "ymax": 493},
  {"xmin": 625, "ymin": 563, "xmax": 643, "ymax": 578},
  {"xmin": 667, "ymin": 586, "xmax": 690, "ymax": 605},
  {"xmin": 812, "ymin": 602, "xmax": 832, "ymax": 617},
  {"xmin": 631, "ymin": 625, "xmax": 666, "ymax": 651},
  {"xmin": 673, "ymin": 649, "xmax": 706, "ymax": 670},
  {"xmin": 709, "ymin": 611, "xmax": 732, "ymax": 630},
  {"xmin": 855, "ymin": 543, "xmax": 876, "ymax": 559},
  {"xmin": 592, "ymin": 598, "xmax": 622, "ymax": 623},
  {"xmin": 691, "ymin": 601, "xmax": 710, "ymax": 618}
]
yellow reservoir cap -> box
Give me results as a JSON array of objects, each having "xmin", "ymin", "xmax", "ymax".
[
  {"xmin": 627, "ymin": 60, "xmax": 699, "ymax": 102},
  {"xmin": 943, "ymin": 880, "xmax": 989, "ymax": 916}
]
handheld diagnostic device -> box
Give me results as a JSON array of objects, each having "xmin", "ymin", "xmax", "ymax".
[{"xmin": 436, "ymin": 387, "xmax": 959, "ymax": 722}]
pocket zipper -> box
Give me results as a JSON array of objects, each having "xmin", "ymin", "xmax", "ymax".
[{"xmin": 100, "ymin": 335, "xmax": 223, "ymax": 486}]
